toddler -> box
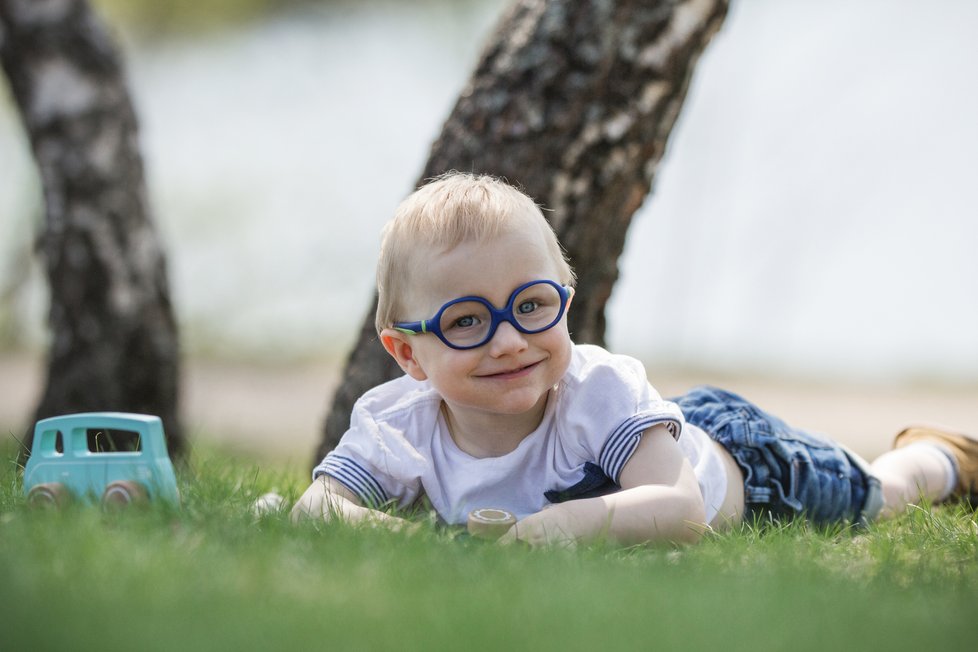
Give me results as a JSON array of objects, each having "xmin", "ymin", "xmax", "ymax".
[{"xmin": 293, "ymin": 173, "xmax": 977, "ymax": 546}]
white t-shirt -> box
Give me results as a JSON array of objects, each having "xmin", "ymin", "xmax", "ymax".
[{"xmin": 313, "ymin": 344, "xmax": 727, "ymax": 525}]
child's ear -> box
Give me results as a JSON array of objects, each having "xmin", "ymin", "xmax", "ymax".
[{"xmin": 380, "ymin": 329, "xmax": 428, "ymax": 381}]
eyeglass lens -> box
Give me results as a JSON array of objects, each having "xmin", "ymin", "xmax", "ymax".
[{"xmin": 438, "ymin": 282, "xmax": 564, "ymax": 348}]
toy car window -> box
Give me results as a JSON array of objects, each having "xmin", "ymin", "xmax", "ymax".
[{"xmin": 86, "ymin": 428, "xmax": 141, "ymax": 453}]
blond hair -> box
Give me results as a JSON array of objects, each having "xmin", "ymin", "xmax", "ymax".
[{"xmin": 375, "ymin": 172, "xmax": 575, "ymax": 334}]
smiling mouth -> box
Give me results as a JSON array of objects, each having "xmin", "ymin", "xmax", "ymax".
[{"xmin": 479, "ymin": 360, "xmax": 542, "ymax": 379}]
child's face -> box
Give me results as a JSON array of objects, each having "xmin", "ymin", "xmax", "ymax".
[{"xmin": 382, "ymin": 223, "xmax": 574, "ymax": 425}]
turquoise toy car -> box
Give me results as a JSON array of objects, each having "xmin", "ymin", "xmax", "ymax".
[{"xmin": 23, "ymin": 412, "xmax": 180, "ymax": 507}]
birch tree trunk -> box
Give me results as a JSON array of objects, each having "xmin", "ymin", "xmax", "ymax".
[
  {"xmin": 315, "ymin": 0, "xmax": 728, "ymax": 462},
  {"xmin": 0, "ymin": 0, "xmax": 184, "ymax": 459}
]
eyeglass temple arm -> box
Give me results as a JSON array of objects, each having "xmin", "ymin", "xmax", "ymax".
[{"xmin": 392, "ymin": 321, "xmax": 428, "ymax": 335}]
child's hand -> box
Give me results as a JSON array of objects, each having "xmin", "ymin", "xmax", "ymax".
[
  {"xmin": 497, "ymin": 505, "xmax": 578, "ymax": 548},
  {"xmin": 290, "ymin": 476, "xmax": 423, "ymax": 534}
]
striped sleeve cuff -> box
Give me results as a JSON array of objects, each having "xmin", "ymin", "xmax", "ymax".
[
  {"xmin": 599, "ymin": 415, "xmax": 682, "ymax": 483},
  {"xmin": 314, "ymin": 454, "xmax": 390, "ymax": 508}
]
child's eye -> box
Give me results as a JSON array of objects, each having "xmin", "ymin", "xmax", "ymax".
[
  {"xmin": 516, "ymin": 300, "xmax": 539, "ymax": 315},
  {"xmin": 450, "ymin": 315, "xmax": 480, "ymax": 330},
  {"xmin": 439, "ymin": 300, "xmax": 489, "ymax": 336}
]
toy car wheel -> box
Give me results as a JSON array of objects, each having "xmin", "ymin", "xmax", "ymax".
[
  {"xmin": 101, "ymin": 480, "xmax": 148, "ymax": 509},
  {"xmin": 27, "ymin": 482, "xmax": 71, "ymax": 508}
]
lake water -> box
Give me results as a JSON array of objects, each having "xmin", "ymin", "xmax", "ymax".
[{"xmin": 2, "ymin": 0, "xmax": 977, "ymax": 384}]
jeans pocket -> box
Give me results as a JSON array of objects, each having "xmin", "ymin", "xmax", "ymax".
[
  {"xmin": 743, "ymin": 413, "xmax": 854, "ymax": 521},
  {"xmin": 787, "ymin": 445, "xmax": 855, "ymax": 523}
]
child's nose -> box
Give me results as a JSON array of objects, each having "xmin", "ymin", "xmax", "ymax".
[{"xmin": 488, "ymin": 320, "xmax": 528, "ymax": 355}]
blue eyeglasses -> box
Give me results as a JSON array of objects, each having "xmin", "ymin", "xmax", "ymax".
[{"xmin": 393, "ymin": 279, "xmax": 572, "ymax": 350}]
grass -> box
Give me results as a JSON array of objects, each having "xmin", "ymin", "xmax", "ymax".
[{"xmin": 1, "ymin": 441, "xmax": 976, "ymax": 651}]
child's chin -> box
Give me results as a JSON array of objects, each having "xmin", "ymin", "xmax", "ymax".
[{"xmin": 485, "ymin": 391, "xmax": 551, "ymax": 415}]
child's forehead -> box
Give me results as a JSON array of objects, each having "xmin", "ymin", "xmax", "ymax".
[{"xmin": 404, "ymin": 229, "xmax": 559, "ymax": 307}]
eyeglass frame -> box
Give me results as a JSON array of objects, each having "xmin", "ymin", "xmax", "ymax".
[{"xmin": 391, "ymin": 279, "xmax": 572, "ymax": 350}]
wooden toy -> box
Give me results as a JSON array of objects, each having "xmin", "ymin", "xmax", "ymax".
[{"xmin": 467, "ymin": 507, "xmax": 516, "ymax": 540}]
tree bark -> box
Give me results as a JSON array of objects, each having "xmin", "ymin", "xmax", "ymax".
[
  {"xmin": 0, "ymin": 0, "xmax": 184, "ymax": 460},
  {"xmin": 316, "ymin": 0, "xmax": 728, "ymax": 462}
]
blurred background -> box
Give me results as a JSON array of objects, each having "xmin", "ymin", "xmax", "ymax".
[{"xmin": 2, "ymin": 0, "xmax": 976, "ymax": 465}]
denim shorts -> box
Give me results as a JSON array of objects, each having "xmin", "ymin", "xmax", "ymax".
[{"xmin": 672, "ymin": 386, "xmax": 883, "ymax": 526}]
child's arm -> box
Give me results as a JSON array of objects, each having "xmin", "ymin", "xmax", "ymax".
[
  {"xmin": 499, "ymin": 424, "xmax": 707, "ymax": 547},
  {"xmin": 291, "ymin": 475, "xmax": 417, "ymax": 533}
]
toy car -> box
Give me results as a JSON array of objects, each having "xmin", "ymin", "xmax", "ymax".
[{"xmin": 23, "ymin": 412, "xmax": 180, "ymax": 508}]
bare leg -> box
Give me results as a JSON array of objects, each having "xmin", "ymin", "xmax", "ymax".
[{"xmin": 870, "ymin": 443, "xmax": 955, "ymax": 519}]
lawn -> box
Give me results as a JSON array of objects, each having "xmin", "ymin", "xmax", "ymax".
[{"xmin": 1, "ymin": 441, "xmax": 975, "ymax": 651}]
